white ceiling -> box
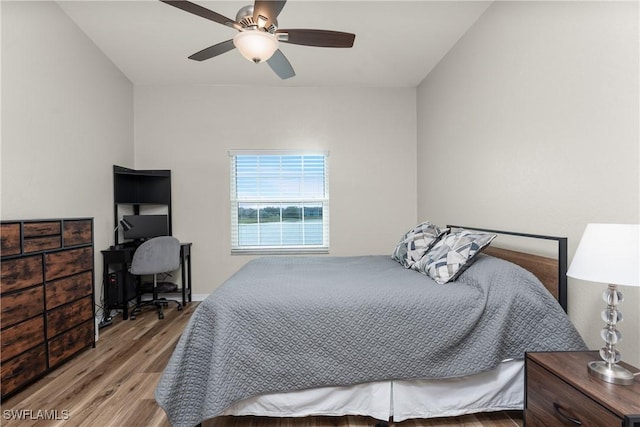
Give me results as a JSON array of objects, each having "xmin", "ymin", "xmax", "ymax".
[{"xmin": 57, "ymin": 0, "xmax": 492, "ymax": 87}]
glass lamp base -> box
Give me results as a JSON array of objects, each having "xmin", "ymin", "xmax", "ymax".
[{"xmin": 588, "ymin": 360, "xmax": 636, "ymax": 385}]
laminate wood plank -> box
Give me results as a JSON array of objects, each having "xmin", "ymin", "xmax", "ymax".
[
  {"xmin": 2, "ymin": 304, "xmax": 523, "ymax": 427},
  {"xmin": 97, "ymin": 373, "xmax": 165, "ymax": 426}
]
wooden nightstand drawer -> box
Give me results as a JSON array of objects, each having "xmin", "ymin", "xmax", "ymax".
[
  {"xmin": 526, "ymin": 352, "xmax": 640, "ymax": 427},
  {"xmin": 527, "ymin": 359, "xmax": 622, "ymax": 426}
]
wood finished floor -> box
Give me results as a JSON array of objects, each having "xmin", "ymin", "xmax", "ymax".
[{"xmin": 2, "ymin": 303, "xmax": 523, "ymax": 427}]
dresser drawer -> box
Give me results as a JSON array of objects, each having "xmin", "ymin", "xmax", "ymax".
[
  {"xmin": 45, "ymin": 247, "xmax": 93, "ymax": 281},
  {"xmin": 48, "ymin": 319, "xmax": 94, "ymax": 367},
  {"xmin": 46, "ymin": 271, "xmax": 93, "ymax": 309},
  {"xmin": 23, "ymin": 221, "xmax": 62, "ymax": 253},
  {"xmin": 0, "ymin": 316, "xmax": 45, "ymax": 362},
  {"xmin": 0, "ymin": 344, "xmax": 47, "ymax": 397},
  {"xmin": 1, "ymin": 223, "xmax": 21, "ymax": 256},
  {"xmin": 23, "ymin": 221, "xmax": 61, "ymax": 237},
  {"xmin": 63, "ymin": 219, "xmax": 92, "ymax": 246},
  {"xmin": 47, "ymin": 295, "xmax": 93, "ymax": 337},
  {"xmin": 526, "ymin": 359, "xmax": 623, "ymax": 427},
  {"xmin": 1, "ymin": 286, "xmax": 44, "ymax": 328},
  {"xmin": 0, "ymin": 255, "xmax": 43, "ymax": 294}
]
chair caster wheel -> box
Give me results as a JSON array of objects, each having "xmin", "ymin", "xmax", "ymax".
[
  {"xmin": 158, "ymin": 313, "xmax": 164, "ymax": 319},
  {"xmin": 177, "ymin": 305, "xmax": 183, "ymax": 311},
  {"xmin": 130, "ymin": 315, "xmax": 136, "ymax": 320}
]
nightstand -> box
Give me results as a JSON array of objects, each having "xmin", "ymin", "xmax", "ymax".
[{"xmin": 525, "ymin": 352, "xmax": 640, "ymax": 426}]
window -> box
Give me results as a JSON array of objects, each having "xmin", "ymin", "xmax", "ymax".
[{"xmin": 230, "ymin": 150, "xmax": 329, "ymax": 254}]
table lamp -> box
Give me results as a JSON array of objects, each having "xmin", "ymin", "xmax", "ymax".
[{"xmin": 567, "ymin": 223, "xmax": 639, "ymax": 385}]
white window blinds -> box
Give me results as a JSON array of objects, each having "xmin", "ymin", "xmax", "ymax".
[{"xmin": 230, "ymin": 150, "xmax": 329, "ymax": 254}]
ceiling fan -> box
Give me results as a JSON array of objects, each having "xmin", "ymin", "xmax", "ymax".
[{"xmin": 160, "ymin": 0, "xmax": 356, "ymax": 79}]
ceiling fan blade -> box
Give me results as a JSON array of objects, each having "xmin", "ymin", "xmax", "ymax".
[
  {"xmin": 253, "ymin": 0, "xmax": 286, "ymax": 28},
  {"xmin": 267, "ymin": 49, "xmax": 295, "ymax": 80},
  {"xmin": 276, "ymin": 29, "xmax": 355, "ymax": 48},
  {"xmin": 188, "ymin": 39, "xmax": 236, "ymax": 61},
  {"xmin": 160, "ymin": 0, "xmax": 240, "ymax": 29}
]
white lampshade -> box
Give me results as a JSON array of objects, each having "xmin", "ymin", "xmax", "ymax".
[
  {"xmin": 567, "ymin": 223, "xmax": 639, "ymax": 287},
  {"xmin": 233, "ymin": 30, "xmax": 278, "ymax": 63}
]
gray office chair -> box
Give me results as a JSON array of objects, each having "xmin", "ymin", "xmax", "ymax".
[{"xmin": 129, "ymin": 236, "xmax": 182, "ymax": 320}]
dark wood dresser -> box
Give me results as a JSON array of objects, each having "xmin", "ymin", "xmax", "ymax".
[
  {"xmin": 526, "ymin": 351, "xmax": 640, "ymax": 426},
  {"xmin": 1, "ymin": 218, "xmax": 95, "ymax": 398}
]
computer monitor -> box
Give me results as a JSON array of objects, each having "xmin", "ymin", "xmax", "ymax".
[{"xmin": 121, "ymin": 215, "xmax": 169, "ymax": 241}]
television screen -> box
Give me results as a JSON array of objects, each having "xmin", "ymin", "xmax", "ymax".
[{"xmin": 122, "ymin": 215, "xmax": 169, "ymax": 240}]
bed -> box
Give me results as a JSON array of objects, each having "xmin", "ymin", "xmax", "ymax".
[{"xmin": 155, "ymin": 226, "xmax": 587, "ymax": 427}]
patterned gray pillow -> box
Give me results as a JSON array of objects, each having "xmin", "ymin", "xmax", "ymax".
[
  {"xmin": 416, "ymin": 229, "xmax": 496, "ymax": 284},
  {"xmin": 391, "ymin": 222, "xmax": 446, "ymax": 269}
]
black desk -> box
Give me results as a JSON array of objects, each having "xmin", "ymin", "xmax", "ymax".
[{"xmin": 101, "ymin": 242, "xmax": 192, "ymax": 320}]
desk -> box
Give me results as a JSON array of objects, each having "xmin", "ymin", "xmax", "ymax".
[{"xmin": 101, "ymin": 242, "xmax": 192, "ymax": 320}]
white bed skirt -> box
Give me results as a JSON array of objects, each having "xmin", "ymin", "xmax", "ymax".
[{"xmin": 221, "ymin": 360, "xmax": 524, "ymax": 421}]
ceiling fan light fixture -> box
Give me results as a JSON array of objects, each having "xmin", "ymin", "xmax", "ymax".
[{"xmin": 233, "ymin": 30, "xmax": 278, "ymax": 63}]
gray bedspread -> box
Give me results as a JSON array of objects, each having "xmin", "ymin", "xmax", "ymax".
[{"xmin": 156, "ymin": 255, "xmax": 586, "ymax": 427}]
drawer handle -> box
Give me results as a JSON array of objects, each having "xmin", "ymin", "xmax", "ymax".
[
  {"xmin": 553, "ymin": 402, "xmax": 582, "ymax": 425},
  {"xmin": 5, "ymin": 366, "xmax": 25, "ymax": 380}
]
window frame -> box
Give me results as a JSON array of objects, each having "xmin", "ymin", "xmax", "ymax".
[{"xmin": 229, "ymin": 150, "xmax": 330, "ymax": 255}]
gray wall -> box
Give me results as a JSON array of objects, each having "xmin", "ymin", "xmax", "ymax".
[
  {"xmin": 1, "ymin": 1, "xmax": 134, "ymax": 315},
  {"xmin": 133, "ymin": 85, "xmax": 418, "ymax": 293},
  {"xmin": 416, "ymin": 1, "xmax": 640, "ymax": 365}
]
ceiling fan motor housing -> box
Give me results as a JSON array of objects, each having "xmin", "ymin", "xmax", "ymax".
[{"xmin": 236, "ymin": 5, "xmax": 278, "ymax": 31}]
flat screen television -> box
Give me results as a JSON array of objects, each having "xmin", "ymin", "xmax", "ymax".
[{"xmin": 121, "ymin": 215, "xmax": 169, "ymax": 241}]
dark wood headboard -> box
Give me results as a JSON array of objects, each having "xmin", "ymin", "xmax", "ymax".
[{"xmin": 447, "ymin": 225, "xmax": 568, "ymax": 312}]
